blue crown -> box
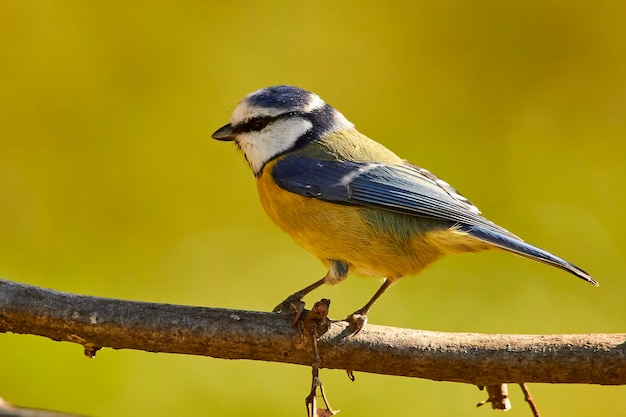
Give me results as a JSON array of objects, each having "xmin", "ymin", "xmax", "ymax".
[{"xmin": 247, "ymin": 85, "xmax": 313, "ymax": 110}]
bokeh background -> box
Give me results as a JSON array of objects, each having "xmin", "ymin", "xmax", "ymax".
[{"xmin": 1, "ymin": 1, "xmax": 625, "ymax": 416}]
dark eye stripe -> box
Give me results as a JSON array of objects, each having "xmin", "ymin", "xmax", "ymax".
[{"xmin": 233, "ymin": 111, "xmax": 305, "ymax": 134}]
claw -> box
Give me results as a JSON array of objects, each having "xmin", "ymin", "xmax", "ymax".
[
  {"xmin": 273, "ymin": 297, "xmax": 307, "ymax": 324},
  {"xmin": 291, "ymin": 300, "xmax": 306, "ymax": 324},
  {"xmin": 273, "ymin": 277, "xmax": 327, "ymax": 315},
  {"xmin": 272, "ymin": 298, "xmax": 292, "ymax": 314},
  {"xmin": 272, "ymin": 296, "xmax": 301, "ymax": 314},
  {"xmin": 345, "ymin": 312, "xmax": 368, "ymax": 336}
]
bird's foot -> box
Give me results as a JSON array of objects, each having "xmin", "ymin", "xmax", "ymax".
[
  {"xmin": 273, "ymin": 296, "xmax": 306, "ymax": 324},
  {"xmin": 344, "ymin": 311, "xmax": 368, "ymax": 336}
]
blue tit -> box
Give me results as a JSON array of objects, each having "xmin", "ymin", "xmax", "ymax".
[{"xmin": 212, "ymin": 85, "xmax": 597, "ymax": 331}]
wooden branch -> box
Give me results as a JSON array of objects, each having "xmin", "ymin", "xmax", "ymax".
[
  {"xmin": 0, "ymin": 396, "xmax": 87, "ymax": 417},
  {"xmin": 0, "ymin": 278, "xmax": 624, "ymax": 386}
]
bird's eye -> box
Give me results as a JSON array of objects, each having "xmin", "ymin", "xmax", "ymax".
[{"xmin": 249, "ymin": 117, "xmax": 267, "ymax": 131}]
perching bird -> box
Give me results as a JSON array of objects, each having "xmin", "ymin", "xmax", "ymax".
[{"xmin": 212, "ymin": 85, "xmax": 597, "ymax": 332}]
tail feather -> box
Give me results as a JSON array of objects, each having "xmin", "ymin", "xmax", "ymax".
[{"xmin": 460, "ymin": 225, "xmax": 598, "ymax": 286}]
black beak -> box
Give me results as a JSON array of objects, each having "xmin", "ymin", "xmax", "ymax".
[{"xmin": 212, "ymin": 124, "xmax": 236, "ymax": 141}]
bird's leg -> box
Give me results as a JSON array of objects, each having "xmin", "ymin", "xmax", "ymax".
[
  {"xmin": 345, "ymin": 278, "xmax": 392, "ymax": 334},
  {"xmin": 272, "ymin": 277, "xmax": 326, "ymax": 322},
  {"xmin": 273, "ymin": 261, "xmax": 348, "ymax": 324}
]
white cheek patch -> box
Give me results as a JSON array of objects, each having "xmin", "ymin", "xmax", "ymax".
[{"xmin": 237, "ymin": 118, "xmax": 313, "ymax": 175}]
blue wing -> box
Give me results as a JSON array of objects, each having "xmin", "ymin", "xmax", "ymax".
[
  {"xmin": 272, "ymin": 154, "xmax": 597, "ymax": 285},
  {"xmin": 272, "ymin": 154, "xmax": 512, "ymax": 236}
]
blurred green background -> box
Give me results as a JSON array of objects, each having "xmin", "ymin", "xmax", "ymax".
[{"xmin": 1, "ymin": 1, "xmax": 625, "ymax": 416}]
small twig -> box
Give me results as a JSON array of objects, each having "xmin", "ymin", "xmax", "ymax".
[
  {"xmin": 476, "ymin": 384, "xmax": 511, "ymax": 410},
  {"xmin": 303, "ymin": 299, "xmax": 338, "ymax": 417},
  {"xmin": 519, "ymin": 383, "xmax": 540, "ymax": 417},
  {"xmin": 346, "ymin": 370, "xmax": 355, "ymax": 382},
  {"xmin": 486, "ymin": 384, "xmax": 511, "ymax": 410}
]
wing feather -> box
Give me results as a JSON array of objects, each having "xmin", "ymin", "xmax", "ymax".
[{"xmin": 272, "ymin": 155, "xmax": 517, "ymax": 237}]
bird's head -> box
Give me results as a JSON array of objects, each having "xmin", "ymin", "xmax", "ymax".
[{"xmin": 212, "ymin": 85, "xmax": 353, "ymax": 176}]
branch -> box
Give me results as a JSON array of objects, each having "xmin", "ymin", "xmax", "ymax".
[
  {"xmin": 0, "ymin": 396, "xmax": 87, "ymax": 417},
  {"xmin": 0, "ymin": 278, "xmax": 624, "ymax": 386}
]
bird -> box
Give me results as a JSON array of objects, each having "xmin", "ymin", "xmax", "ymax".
[{"xmin": 212, "ymin": 85, "xmax": 597, "ymax": 332}]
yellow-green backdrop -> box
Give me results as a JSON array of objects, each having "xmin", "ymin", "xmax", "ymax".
[{"xmin": 1, "ymin": 1, "xmax": 624, "ymax": 416}]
